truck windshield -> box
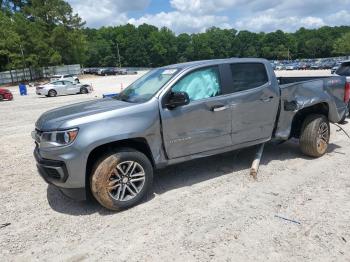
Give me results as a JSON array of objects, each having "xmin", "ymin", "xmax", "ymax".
[{"xmin": 115, "ymin": 68, "xmax": 179, "ymax": 103}]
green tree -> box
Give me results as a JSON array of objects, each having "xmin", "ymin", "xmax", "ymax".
[{"xmin": 333, "ymin": 32, "xmax": 350, "ymax": 55}]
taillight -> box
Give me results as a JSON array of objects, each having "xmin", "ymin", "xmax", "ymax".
[{"xmin": 345, "ymin": 82, "xmax": 350, "ymax": 103}]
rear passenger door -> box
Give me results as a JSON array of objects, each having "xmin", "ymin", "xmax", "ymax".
[{"xmin": 225, "ymin": 62, "xmax": 280, "ymax": 144}]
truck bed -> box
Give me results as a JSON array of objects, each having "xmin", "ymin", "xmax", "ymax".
[{"xmin": 274, "ymin": 76, "xmax": 347, "ymax": 140}]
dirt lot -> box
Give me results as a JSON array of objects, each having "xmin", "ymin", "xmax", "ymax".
[{"xmin": 1, "ymin": 70, "xmax": 350, "ymax": 261}]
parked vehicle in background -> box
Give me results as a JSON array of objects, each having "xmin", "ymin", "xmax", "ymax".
[
  {"xmin": 298, "ymin": 63, "xmax": 309, "ymax": 70},
  {"xmin": 126, "ymin": 69, "xmax": 138, "ymax": 75},
  {"xmin": 334, "ymin": 60, "xmax": 350, "ymax": 118},
  {"xmin": 320, "ymin": 61, "xmax": 336, "ymax": 70},
  {"xmin": 82, "ymin": 68, "xmax": 96, "ymax": 74},
  {"xmin": 0, "ymin": 88, "xmax": 13, "ymax": 101},
  {"xmin": 36, "ymin": 81, "xmax": 92, "ymax": 97},
  {"xmin": 115, "ymin": 68, "xmax": 128, "ymax": 75},
  {"xmin": 285, "ymin": 63, "xmax": 298, "ymax": 70},
  {"xmin": 97, "ymin": 68, "xmax": 116, "ymax": 76},
  {"xmin": 275, "ymin": 64, "xmax": 284, "ymax": 70},
  {"xmin": 50, "ymin": 74, "xmax": 79, "ymax": 84},
  {"xmin": 85, "ymin": 68, "xmax": 99, "ymax": 75},
  {"xmin": 32, "ymin": 58, "xmax": 349, "ymax": 211},
  {"xmin": 115, "ymin": 68, "xmax": 138, "ymax": 75},
  {"xmin": 310, "ymin": 63, "xmax": 321, "ymax": 70}
]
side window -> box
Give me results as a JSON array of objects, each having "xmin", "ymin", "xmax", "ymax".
[
  {"xmin": 172, "ymin": 66, "xmax": 221, "ymax": 102},
  {"xmin": 230, "ymin": 63, "xmax": 268, "ymax": 92}
]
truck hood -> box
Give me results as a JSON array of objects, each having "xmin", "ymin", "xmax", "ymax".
[{"xmin": 36, "ymin": 98, "xmax": 133, "ymax": 131}]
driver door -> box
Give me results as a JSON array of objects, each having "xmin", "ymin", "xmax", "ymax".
[{"xmin": 160, "ymin": 66, "xmax": 232, "ymax": 159}]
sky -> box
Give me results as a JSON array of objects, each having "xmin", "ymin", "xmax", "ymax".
[{"xmin": 67, "ymin": 0, "xmax": 350, "ymax": 34}]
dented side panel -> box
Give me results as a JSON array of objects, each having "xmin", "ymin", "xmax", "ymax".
[{"xmin": 274, "ymin": 76, "xmax": 347, "ymax": 140}]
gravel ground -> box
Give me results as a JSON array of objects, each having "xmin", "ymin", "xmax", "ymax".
[{"xmin": 0, "ymin": 70, "xmax": 349, "ymax": 261}]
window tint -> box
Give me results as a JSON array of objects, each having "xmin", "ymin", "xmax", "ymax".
[
  {"xmin": 52, "ymin": 81, "xmax": 62, "ymax": 85},
  {"xmin": 230, "ymin": 63, "xmax": 268, "ymax": 92},
  {"xmin": 172, "ymin": 66, "xmax": 221, "ymax": 102}
]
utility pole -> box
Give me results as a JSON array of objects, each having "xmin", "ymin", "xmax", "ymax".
[
  {"xmin": 19, "ymin": 43, "xmax": 27, "ymax": 81},
  {"xmin": 117, "ymin": 43, "xmax": 121, "ymax": 68}
]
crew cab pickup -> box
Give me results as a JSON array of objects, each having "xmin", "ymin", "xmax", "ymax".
[{"xmin": 32, "ymin": 58, "xmax": 350, "ymax": 211}]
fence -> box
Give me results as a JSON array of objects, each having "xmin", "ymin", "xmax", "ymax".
[{"xmin": 0, "ymin": 64, "xmax": 81, "ymax": 85}]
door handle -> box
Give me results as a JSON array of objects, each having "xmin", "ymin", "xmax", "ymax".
[
  {"xmin": 260, "ymin": 96, "xmax": 274, "ymax": 102},
  {"xmin": 211, "ymin": 105, "xmax": 228, "ymax": 112}
]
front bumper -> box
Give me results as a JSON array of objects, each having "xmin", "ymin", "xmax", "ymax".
[
  {"xmin": 34, "ymin": 147, "xmax": 86, "ymax": 200},
  {"xmin": 34, "ymin": 148, "xmax": 69, "ymax": 183}
]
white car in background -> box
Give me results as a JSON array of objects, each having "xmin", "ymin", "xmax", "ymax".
[
  {"xmin": 50, "ymin": 74, "xmax": 80, "ymax": 84},
  {"xmin": 36, "ymin": 80, "xmax": 93, "ymax": 97}
]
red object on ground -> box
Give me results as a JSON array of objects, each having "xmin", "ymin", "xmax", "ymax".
[{"xmin": 0, "ymin": 88, "xmax": 14, "ymax": 101}]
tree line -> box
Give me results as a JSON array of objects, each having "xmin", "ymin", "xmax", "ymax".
[{"xmin": 1, "ymin": 0, "xmax": 350, "ymax": 72}]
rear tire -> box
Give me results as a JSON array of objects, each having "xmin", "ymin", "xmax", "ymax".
[
  {"xmin": 90, "ymin": 148, "xmax": 153, "ymax": 211},
  {"xmin": 0, "ymin": 94, "xmax": 3, "ymax": 101},
  {"xmin": 48, "ymin": 89, "xmax": 57, "ymax": 97},
  {"xmin": 299, "ymin": 114, "xmax": 330, "ymax": 158}
]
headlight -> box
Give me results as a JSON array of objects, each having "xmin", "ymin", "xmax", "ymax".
[{"xmin": 40, "ymin": 128, "xmax": 79, "ymax": 148}]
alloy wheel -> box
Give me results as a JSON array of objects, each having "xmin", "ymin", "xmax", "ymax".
[{"xmin": 107, "ymin": 161, "xmax": 146, "ymax": 202}]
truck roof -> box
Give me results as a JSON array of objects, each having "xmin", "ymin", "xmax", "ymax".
[{"xmin": 161, "ymin": 58, "xmax": 269, "ymax": 70}]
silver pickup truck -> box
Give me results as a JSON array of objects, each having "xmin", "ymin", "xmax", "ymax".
[{"xmin": 32, "ymin": 58, "xmax": 350, "ymax": 211}]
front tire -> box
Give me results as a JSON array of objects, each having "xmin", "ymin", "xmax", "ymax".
[
  {"xmin": 80, "ymin": 87, "xmax": 88, "ymax": 94},
  {"xmin": 299, "ymin": 114, "xmax": 330, "ymax": 158},
  {"xmin": 90, "ymin": 148, "xmax": 153, "ymax": 211}
]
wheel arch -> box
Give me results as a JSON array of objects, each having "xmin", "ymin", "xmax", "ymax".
[
  {"xmin": 48, "ymin": 89, "xmax": 57, "ymax": 96},
  {"xmin": 290, "ymin": 102, "xmax": 329, "ymax": 138},
  {"xmin": 85, "ymin": 138, "xmax": 155, "ymax": 191}
]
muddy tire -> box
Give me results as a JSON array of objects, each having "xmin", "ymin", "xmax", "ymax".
[
  {"xmin": 48, "ymin": 89, "xmax": 57, "ymax": 97},
  {"xmin": 299, "ymin": 114, "xmax": 330, "ymax": 158},
  {"xmin": 90, "ymin": 148, "xmax": 153, "ymax": 211}
]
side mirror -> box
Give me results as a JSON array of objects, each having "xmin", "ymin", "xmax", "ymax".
[{"xmin": 165, "ymin": 91, "xmax": 190, "ymax": 109}]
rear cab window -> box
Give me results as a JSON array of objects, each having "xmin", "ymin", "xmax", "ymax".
[{"xmin": 229, "ymin": 63, "xmax": 269, "ymax": 92}]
